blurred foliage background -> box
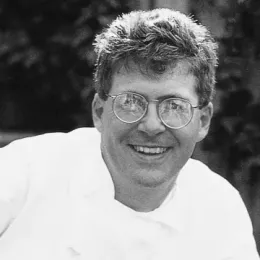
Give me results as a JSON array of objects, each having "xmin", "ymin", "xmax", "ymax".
[
  {"xmin": 190, "ymin": 0, "xmax": 260, "ymax": 253},
  {"xmin": 0, "ymin": 0, "xmax": 132, "ymax": 132},
  {"xmin": 0, "ymin": 0, "xmax": 259, "ymax": 254}
]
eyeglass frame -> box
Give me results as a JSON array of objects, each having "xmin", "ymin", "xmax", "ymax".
[{"xmin": 105, "ymin": 91, "xmax": 204, "ymax": 129}]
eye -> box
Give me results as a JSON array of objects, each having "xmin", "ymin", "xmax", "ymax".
[
  {"xmin": 163, "ymin": 100, "xmax": 181, "ymax": 111},
  {"xmin": 118, "ymin": 93, "xmax": 146, "ymax": 112},
  {"xmin": 122, "ymin": 95, "xmax": 136, "ymax": 108},
  {"xmin": 168, "ymin": 101, "xmax": 180, "ymax": 110},
  {"xmin": 160, "ymin": 99, "xmax": 190, "ymax": 114}
]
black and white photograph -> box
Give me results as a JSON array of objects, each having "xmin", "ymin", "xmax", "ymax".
[{"xmin": 0, "ymin": 0, "xmax": 259, "ymax": 259}]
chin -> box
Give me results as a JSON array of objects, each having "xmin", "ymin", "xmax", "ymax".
[{"xmin": 131, "ymin": 169, "xmax": 174, "ymax": 188}]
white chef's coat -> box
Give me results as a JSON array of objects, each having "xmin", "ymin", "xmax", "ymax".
[{"xmin": 0, "ymin": 127, "xmax": 259, "ymax": 260}]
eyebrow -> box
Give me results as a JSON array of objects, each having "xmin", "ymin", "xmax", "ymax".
[
  {"xmin": 126, "ymin": 91, "xmax": 190, "ymax": 102},
  {"xmin": 154, "ymin": 94, "xmax": 186, "ymax": 100}
]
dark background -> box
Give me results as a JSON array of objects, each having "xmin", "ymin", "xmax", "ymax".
[
  {"xmin": 0, "ymin": 0, "xmax": 259, "ymax": 254},
  {"xmin": 0, "ymin": 0, "xmax": 132, "ymax": 133}
]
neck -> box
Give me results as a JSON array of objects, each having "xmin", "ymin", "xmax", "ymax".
[{"xmin": 113, "ymin": 178, "xmax": 176, "ymax": 212}]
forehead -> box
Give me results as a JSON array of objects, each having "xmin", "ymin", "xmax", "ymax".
[{"xmin": 111, "ymin": 61, "xmax": 198, "ymax": 103}]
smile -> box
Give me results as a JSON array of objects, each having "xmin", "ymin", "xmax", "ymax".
[{"xmin": 132, "ymin": 145, "xmax": 168, "ymax": 155}]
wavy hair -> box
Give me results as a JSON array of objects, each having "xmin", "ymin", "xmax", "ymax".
[{"xmin": 93, "ymin": 8, "xmax": 218, "ymax": 106}]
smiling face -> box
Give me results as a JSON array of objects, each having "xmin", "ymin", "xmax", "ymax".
[{"xmin": 92, "ymin": 62, "xmax": 213, "ymax": 190}]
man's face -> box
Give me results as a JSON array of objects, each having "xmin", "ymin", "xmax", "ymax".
[{"xmin": 92, "ymin": 62, "xmax": 213, "ymax": 189}]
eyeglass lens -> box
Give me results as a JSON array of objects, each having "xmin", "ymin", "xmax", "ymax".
[
  {"xmin": 113, "ymin": 93, "xmax": 192, "ymax": 128},
  {"xmin": 114, "ymin": 93, "xmax": 146, "ymax": 122},
  {"xmin": 159, "ymin": 98, "xmax": 192, "ymax": 128}
]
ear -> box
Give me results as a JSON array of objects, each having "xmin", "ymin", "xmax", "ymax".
[
  {"xmin": 197, "ymin": 102, "xmax": 214, "ymax": 142},
  {"xmin": 92, "ymin": 93, "xmax": 105, "ymax": 133}
]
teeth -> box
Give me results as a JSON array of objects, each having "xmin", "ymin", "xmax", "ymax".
[
  {"xmin": 144, "ymin": 147, "xmax": 149, "ymax": 153},
  {"xmin": 133, "ymin": 146, "xmax": 167, "ymax": 154}
]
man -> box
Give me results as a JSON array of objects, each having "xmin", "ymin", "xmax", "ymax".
[{"xmin": 0, "ymin": 8, "xmax": 259, "ymax": 260}]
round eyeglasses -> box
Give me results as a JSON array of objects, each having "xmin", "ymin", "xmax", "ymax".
[{"xmin": 106, "ymin": 92, "xmax": 202, "ymax": 129}]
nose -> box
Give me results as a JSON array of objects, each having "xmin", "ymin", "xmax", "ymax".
[{"xmin": 137, "ymin": 103, "xmax": 166, "ymax": 136}]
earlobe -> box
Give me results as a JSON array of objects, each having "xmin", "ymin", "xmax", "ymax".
[
  {"xmin": 92, "ymin": 93, "xmax": 104, "ymax": 133},
  {"xmin": 197, "ymin": 102, "xmax": 214, "ymax": 142}
]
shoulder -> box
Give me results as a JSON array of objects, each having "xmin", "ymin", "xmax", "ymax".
[
  {"xmin": 24, "ymin": 127, "xmax": 101, "ymax": 171},
  {"xmin": 2, "ymin": 128, "xmax": 102, "ymax": 193},
  {"xmin": 180, "ymin": 158, "xmax": 237, "ymax": 193},
  {"xmin": 27, "ymin": 127, "xmax": 100, "ymax": 149},
  {"xmin": 178, "ymin": 158, "xmax": 241, "ymax": 209},
  {"xmin": 6, "ymin": 127, "xmax": 101, "ymax": 158},
  {"xmin": 175, "ymin": 162, "xmax": 257, "ymax": 260}
]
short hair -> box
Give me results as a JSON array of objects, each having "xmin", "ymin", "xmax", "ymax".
[{"xmin": 93, "ymin": 8, "xmax": 218, "ymax": 106}]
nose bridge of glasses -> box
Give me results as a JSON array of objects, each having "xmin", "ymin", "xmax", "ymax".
[
  {"xmin": 143, "ymin": 99, "xmax": 163, "ymax": 123},
  {"xmin": 145, "ymin": 98, "xmax": 160, "ymax": 111},
  {"xmin": 137, "ymin": 100, "xmax": 166, "ymax": 134},
  {"xmin": 149, "ymin": 98, "xmax": 160, "ymax": 103}
]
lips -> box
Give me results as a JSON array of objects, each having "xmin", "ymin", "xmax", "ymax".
[
  {"xmin": 128, "ymin": 144, "xmax": 170, "ymax": 158},
  {"xmin": 133, "ymin": 145, "xmax": 168, "ymax": 154}
]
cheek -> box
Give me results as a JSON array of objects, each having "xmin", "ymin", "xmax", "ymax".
[
  {"xmin": 101, "ymin": 105, "xmax": 119, "ymax": 132},
  {"xmin": 173, "ymin": 121, "xmax": 201, "ymax": 147},
  {"xmin": 102, "ymin": 105, "xmax": 114, "ymax": 122},
  {"xmin": 102, "ymin": 110, "xmax": 130, "ymax": 145}
]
